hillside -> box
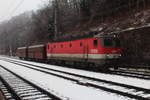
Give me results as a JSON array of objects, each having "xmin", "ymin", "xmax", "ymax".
[{"xmin": 59, "ymin": 4, "xmax": 150, "ymax": 40}]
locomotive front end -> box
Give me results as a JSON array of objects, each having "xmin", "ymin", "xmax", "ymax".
[{"xmin": 92, "ymin": 34, "xmax": 123, "ymax": 68}]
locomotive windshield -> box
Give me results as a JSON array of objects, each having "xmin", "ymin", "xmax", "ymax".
[{"xmin": 101, "ymin": 37, "xmax": 121, "ymax": 48}]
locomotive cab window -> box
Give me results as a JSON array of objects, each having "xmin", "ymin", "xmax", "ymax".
[
  {"xmin": 104, "ymin": 38, "xmax": 113, "ymax": 47},
  {"xmin": 102, "ymin": 37, "xmax": 121, "ymax": 48},
  {"xmin": 115, "ymin": 38, "xmax": 121, "ymax": 47},
  {"xmin": 93, "ymin": 40, "xmax": 98, "ymax": 47}
]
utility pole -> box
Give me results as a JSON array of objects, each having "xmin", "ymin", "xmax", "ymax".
[
  {"xmin": 9, "ymin": 44, "xmax": 13, "ymax": 56},
  {"xmin": 54, "ymin": 0, "xmax": 58, "ymax": 39}
]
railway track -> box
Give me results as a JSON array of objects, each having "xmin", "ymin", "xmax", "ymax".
[
  {"xmin": 110, "ymin": 69, "xmax": 150, "ymax": 80},
  {"xmin": 0, "ymin": 80, "xmax": 15, "ymax": 100},
  {"xmin": 0, "ymin": 65, "xmax": 61, "ymax": 100},
  {"xmin": 3, "ymin": 57, "xmax": 150, "ymax": 80},
  {"xmin": 1, "ymin": 58, "xmax": 150, "ymax": 100}
]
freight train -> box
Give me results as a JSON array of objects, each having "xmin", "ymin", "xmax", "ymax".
[{"xmin": 17, "ymin": 34, "xmax": 123, "ymax": 70}]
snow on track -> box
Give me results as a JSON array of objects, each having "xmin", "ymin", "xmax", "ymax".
[
  {"xmin": 0, "ymin": 66, "xmax": 57, "ymax": 100},
  {"xmin": 0, "ymin": 59, "xmax": 129, "ymax": 100},
  {"xmin": 2, "ymin": 56, "xmax": 150, "ymax": 90}
]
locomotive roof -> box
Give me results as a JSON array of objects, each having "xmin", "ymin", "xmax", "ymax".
[
  {"xmin": 49, "ymin": 33, "xmax": 118, "ymax": 43},
  {"xmin": 94, "ymin": 33, "xmax": 118, "ymax": 38}
]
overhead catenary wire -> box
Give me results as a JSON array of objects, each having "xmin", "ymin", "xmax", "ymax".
[
  {"xmin": 0, "ymin": 0, "xmax": 16, "ymax": 22},
  {"xmin": 0, "ymin": 0, "xmax": 25, "ymax": 22},
  {"xmin": 9, "ymin": 0, "xmax": 25, "ymax": 18}
]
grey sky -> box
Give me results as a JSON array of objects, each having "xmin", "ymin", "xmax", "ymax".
[{"xmin": 0, "ymin": 0, "xmax": 48, "ymax": 22}]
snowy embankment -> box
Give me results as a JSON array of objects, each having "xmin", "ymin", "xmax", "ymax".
[{"xmin": 0, "ymin": 59, "xmax": 129, "ymax": 100}]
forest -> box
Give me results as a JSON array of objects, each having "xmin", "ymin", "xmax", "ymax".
[{"xmin": 0, "ymin": 0, "xmax": 150, "ymax": 63}]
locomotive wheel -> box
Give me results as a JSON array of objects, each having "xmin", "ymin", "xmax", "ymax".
[
  {"xmin": 113, "ymin": 66, "xmax": 119, "ymax": 70},
  {"xmin": 94, "ymin": 64, "xmax": 109, "ymax": 72}
]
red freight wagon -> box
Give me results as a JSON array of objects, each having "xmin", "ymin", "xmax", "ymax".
[
  {"xmin": 16, "ymin": 47, "xmax": 28, "ymax": 59},
  {"xmin": 28, "ymin": 44, "xmax": 46, "ymax": 60}
]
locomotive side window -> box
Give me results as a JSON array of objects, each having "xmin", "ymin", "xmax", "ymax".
[
  {"xmin": 61, "ymin": 44, "xmax": 63, "ymax": 48},
  {"xmin": 93, "ymin": 40, "xmax": 98, "ymax": 47},
  {"xmin": 80, "ymin": 42, "xmax": 83, "ymax": 47},
  {"xmin": 69, "ymin": 43, "xmax": 72, "ymax": 47}
]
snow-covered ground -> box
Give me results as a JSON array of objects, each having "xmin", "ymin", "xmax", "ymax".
[
  {"xmin": 0, "ymin": 57, "xmax": 131, "ymax": 100},
  {"xmin": 2, "ymin": 56, "xmax": 150, "ymax": 90}
]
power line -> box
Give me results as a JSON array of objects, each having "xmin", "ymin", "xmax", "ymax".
[
  {"xmin": 9, "ymin": 0, "xmax": 25, "ymax": 17},
  {"xmin": 0, "ymin": 0, "xmax": 25, "ymax": 22},
  {"xmin": 0, "ymin": 0, "xmax": 16, "ymax": 21}
]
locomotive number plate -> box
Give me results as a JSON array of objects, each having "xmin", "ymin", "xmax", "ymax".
[{"xmin": 91, "ymin": 49, "xmax": 98, "ymax": 53}]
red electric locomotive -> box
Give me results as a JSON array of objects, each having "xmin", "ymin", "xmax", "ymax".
[{"xmin": 46, "ymin": 34, "xmax": 122, "ymax": 69}]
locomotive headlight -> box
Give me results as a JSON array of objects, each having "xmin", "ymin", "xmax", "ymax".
[
  {"xmin": 106, "ymin": 54, "xmax": 121, "ymax": 59},
  {"xmin": 106, "ymin": 54, "xmax": 109, "ymax": 57},
  {"xmin": 106, "ymin": 54, "xmax": 110, "ymax": 58}
]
